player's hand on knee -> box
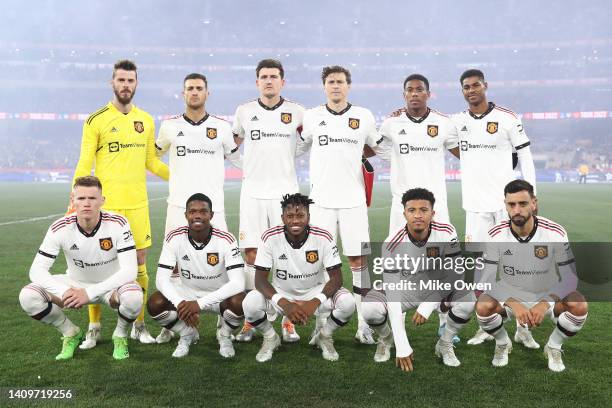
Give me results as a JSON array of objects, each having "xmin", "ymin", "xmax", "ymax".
[
  {"xmin": 297, "ymin": 299, "xmax": 320, "ymax": 322},
  {"xmin": 411, "ymin": 311, "xmax": 427, "ymax": 326},
  {"xmin": 509, "ymin": 301, "xmax": 533, "ymax": 328},
  {"xmin": 530, "ymin": 301, "xmax": 550, "ymax": 327},
  {"xmin": 177, "ymin": 300, "xmax": 201, "ymax": 325},
  {"xmin": 62, "ymin": 287, "xmax": 89, "ymax": 309},
  {"xmin": 396, "ymin": 354, "xmax": 414, "ymax": 372}
]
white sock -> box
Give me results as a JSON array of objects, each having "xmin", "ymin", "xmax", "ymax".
[
  {"xmin": 372, "ymin": 322, "xmax": 391, "ymax": 338},
  {"xmin": 113, "ymin": 316, "xmax": 131, "ymax": 338},
  {"xmin": 88, "ymin": 321, "xmax": 101, "ymax": 330},
  {"xmin": 477, "ymin": 313, "xmax": 510, "ymax": 345},
  {"xmin": 41, "ymin": 303, "xmax": 79, "ymax": 337},
  {"xmin": 244, "ymin": 264, "xmax": 256, "ymax": 291},
  {"xmin": 547, "ymin": 311, "xmax": 588, "ymax": 349}
]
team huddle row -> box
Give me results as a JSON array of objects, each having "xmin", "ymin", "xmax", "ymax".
[{"xmin": 18, "ymin": 59, "xmax": 587, "ymax": 373}]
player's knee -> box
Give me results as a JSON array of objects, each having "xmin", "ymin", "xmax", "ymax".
[
  {"xmin": 19, "ymin": 284, "xmax": 46, "ymax": 315},
  {"xmin": 119, "ymin": 285, "xmax": 143, "ymax": 316},
  {"xmin": 225, "ymin": 292, "xmax": 245, "ymax": 316},
  {"xmin": 361, "ymin": 301, "xmax": 385, "ymax": 325},
  {"xmin": 451, "ymin": 301, "xmax": 474, "ymax": 321},
  {"xmin": 242, "ymin": 290, "xmax": 264, "ymax": 319},
  {"xmin": 475, "ymin": 295, "xmax": 497, "ymax": 317},
  {"xmin": 564, "ymin": 292, "xmax": 588, "ymax": 315},
  {"xmin": 147, "ymin": 291, "xmax": 171, "ymax": 316},
  {"xmin": 334, "ymin": 290, "xmax": 356, "ymax": 316}
]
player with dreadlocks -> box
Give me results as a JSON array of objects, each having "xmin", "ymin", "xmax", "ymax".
[{"xmin": 242, "ymin": 193, "xmax": 355, "ymax": 362}]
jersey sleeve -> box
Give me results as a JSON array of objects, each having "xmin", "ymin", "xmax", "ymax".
[
  {"xmin": 155, "ymin": 120, "xmax": 173, "ymax": 157},
  {"xmin": 145, "ymin": 119, "xmax": 169, "ymax": 180},
  {"xmin": 72, "ymin": 120, "xmax": 99, "ymax": 181},
  {"xmin": 155, "ymin": 240, "xmax": 183, "ymax": 307},
  {"xmin": 551, "ymin": 234, "xmax": 578, "ymax": 299},
  {"xmin": 364, "ymin": 110, "xmax": 382, "ymax": 148},
  {"xmin": 222, "ymin": 124, "xmax": 242, "ymax": 169},
  {"xmin": 509, "ymin": 116, "xmax": 530, "ymax": 151},
  {"xmin": 322, "ymin": 240, "xmax": 342, "ymax": 270},
  {"xmin": 372, "ymin": 118, "xmax": 392, "ymax": 161},
  {"xmin": 295, "ymin": 110, "xmax": 313, "ymax": 156},
  {"xmin": 254, "ymin": 237, "xmax": 274, "ymax": 270},
  {"xmin": 231, "ymin": 106, "xmax": 245, "ymax": 138},
  {"xmin": 443, "ymin": 120, "xmax": 459, "ymax": 150},
  {"xmin": 29, "ymin": 226, "xmax": 71, "ymax": 297},
  {"xmin": 223, "ymin": 235, "xmax": 244, "ymax": 272}
]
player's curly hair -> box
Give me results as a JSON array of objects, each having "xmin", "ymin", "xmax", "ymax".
[
  {"xmin": 280, "ymin": 193, "xmax": 314, "ymax": 211},
  {"xmin": 401, "ymin": 188, "xmax": 436, "ymax": 208}
]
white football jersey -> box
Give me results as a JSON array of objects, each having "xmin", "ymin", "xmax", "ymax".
[
  {"xmin": 232, "ymin": 98, "xmax": 304, "ymax": 199},
  {"xmin": 453, "ymin": 103, "xmax": 531, "ymax": 212},
  {"xmin": 484, "ymin": 216, "xmax": 576, "ymax": 297},
  {"xmin": 301, "ymin": 104, "xmax": 381, "ymax": 208},
  {"xmin": 156, "ymin": 114, "xmax": 239, "ymax": 211},
  {"xmin": 158, "ymin": 226, "xmax": 243, "ymax": 295},
  {"xmin": 377, "ymin": 107, "xmax": 458, "ymax": 211},
  {"xmin": 31, "ymin": 211, "xmax": 136, "ymax": 299},
  {"xmin": 255, "ymin": 225, "xmax": 342, "ymax": 300}
]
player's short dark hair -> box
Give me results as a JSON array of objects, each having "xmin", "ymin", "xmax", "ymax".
[
  {"xmin": 460, "ymin": 69, "xmax": 485, "ymax": 85},
  {"xmin": 73, "ymin": 176, "xmax": 102, "ymax": 191},
  {"xmin": 281, "ymin": 193, "xmax": 314, "ymax": 211},
  {"xmin": 321, "ymin": 65, "xmax": 352, "ymax": 85},
  {"xmin": 112, "ymin": 59, "xmax": 137, "ymax": 79},
  {"xmin": 504, "ymin": 180, "xmax": 535, "ymax": 198},
  {"xmin": 183, "ymin": 73, "xmax": 208, "ymax": 88},
  {"xmin": 256, "ymin": 59, "xmax": 284, "ymax": 79},
  {"xmin": 403, "ymin": 74, "xmax": 430, "ymax": 91},
  {"xmin": 401, "ymin": 188, "xmax": 435, "ymax": 208},
  {"xmin": 186, "ymin": 193, "xmax": 213, "ymax": 211}
]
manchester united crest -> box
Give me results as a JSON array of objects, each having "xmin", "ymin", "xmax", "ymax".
[
  {"xmin": 281, "ymin": 112, "xmax": 292, "ymax": 124},
  {"xmin": 134, "ymin": 121, "xmax": 144, "ymax": 133},
  {"xmin": 305, "ymin": 250, "xmax": 319, "ymax": 264},
  {"xmin": 206, "ymin": 127, "xmax": 217, "ymax": 139},
  {"xmin": 426, "ymin": 246, "xmax": 440, "ymax": 258},
  {"xmin": 534, "ymin": 245, "xmax": 548, "ymax": 259},
  {"xmin": 99, "ymin": 238, "xmax": 113, "ymax": 251},
  {"xmin": 207, "ymin": 252, "xmax": 219, "ymax": 266},
  {"xmin": 348, "ymin": 118, "xmax": 360, "ymax": 129},
  {"xmin": 486, "ymin": 121, "xmax": 498, "ymax": 134},
  {"xmin": 427, "ymin": 125, "xmax": 439, "ymax": 137}
]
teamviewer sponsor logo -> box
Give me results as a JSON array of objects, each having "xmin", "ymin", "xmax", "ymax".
[
  {"xmin": 251, "ymin": 130, "xmax": 261, "ymax": 140},
  {"xmin": 276, "ymin": 269, "xmax": 287, "ymax": 280},
  {"xmin": 109, "ymin": 142, "xmax": 120, "ymax": 153},
  {"xmin": 319, "ymin": 135, "xmax": 329, "ymax": 146},
  {"xmin": 177, "ymin": 146, "xmax": 186, "ymax": 156},
  {"xmin": 399, "ymin": 143, "xmax": 410, "ymax": 154},
  {"xmin": 460, "ymin": 141, "xmax": 468, "ymax": 151}
]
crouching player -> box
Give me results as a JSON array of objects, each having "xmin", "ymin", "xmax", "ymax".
[
  {"xmin": 147, "ymin": 193, "xmax": 245, "ymax": 358},
  {"xmin": 475, "ymin": 180, "xmax": 587, "ymax": 372},
  {"xmin": 243, "ymin": 193, "xmax": 355, "ymax": 362},
  {"xmin": 362, "ymin": 188, "xmax": 475, "ymax": 371},
  {"xmin": 19, "ymin": 176, "xmax": 142, "ymax": 360}
]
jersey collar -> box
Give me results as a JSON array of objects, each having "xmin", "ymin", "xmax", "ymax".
[
  {"xmin": 405, "ymin": 107, "xmax": 431, "ymax": 123},
  {"xmin": 188, "ymin": 227, "xmax": 213, "ymax": 250},
  {"xmin": 405, "ymin": 224, "xmax": 432, "ymax": 247},
  {"xmin": 510, "ymin": 216, "xmax": 538, "ymax": 243},
  {"xmin": 258, "ymin": 97, "xmax": 285, "ymax": 111},
  {"xmin": 284, "ymin": 225, "xmax": 310, "ymax": 249},
  {"xmin": 468, "ymin": 102, "xmax": 495, "ymax": 120},
  {"xmin": 325, "ymin": 103, "xmax": 352, "ymax": 116},
  {"xmin": 77, "ymin": 215, "xmax": 102, "ymax": 238},
  {"xmin": 182, "ymin": 113, "xmax": 210, "ymax": 126}
]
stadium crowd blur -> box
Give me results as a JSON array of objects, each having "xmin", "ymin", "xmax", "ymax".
[{"xmin": 1, "ymin": 1, "xmax": 611, "ymax": 182}]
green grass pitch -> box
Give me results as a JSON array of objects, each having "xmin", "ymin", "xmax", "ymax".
[{"xmin": 1, "ymin": 182, "xmax": 611, "ymax": 407}]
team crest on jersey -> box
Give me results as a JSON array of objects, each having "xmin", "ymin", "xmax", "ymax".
[
  {"xmin": 427, "ymin": 125, "xmax": 439, "ymax": 137},
  {"xmin": 207, "ymin": 252, "xmax": 219, "ymax": 266},
  {"xmin": 348, "ymin": 118, "xmax": 360, "ymax": 129},
  {"xmin": 486, "ymin": 121, "xmax": 498, "ymax": 134},
  {"xmin": 426, "ymin": 246, "xmax": 440, "ymax": 258},
  {"xmin": 134, "ymin": 121, "xmax": 144, "ymax": 133},
  {"xmin": 305, "ymin": 250, "xmax": 319, "ymax": 264},
  {"xmin": 281, "ymin": 112, "xmax": 292, "ymax": 124},
  {"xmin": 534, "ymin": 245, "xmax": 548, "ymax": 259},
  {"xmin": 206, "ymin": 128, "xmax": 217, "ymax": 139},
  {"xmin": 99, "ymin": 238, "xmax": 113, "ymax": 251}
]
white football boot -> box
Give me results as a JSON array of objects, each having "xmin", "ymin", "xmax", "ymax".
[
  {"xmin": 256, "ymin": 333, "xmax": 281, "ymax": 363},
  {"xmin": 282, "ymin": 317, "xmax": 300, "ymax": 343},
  {"xmin": 514, "ymin": 325, "xmax": 540, "ymax": 349},
  {"xmin": 314, "ymin": 332, "xmax": 339, "ymax": 361},
  {"xmin": 467, "ymin": 327, "xmax": 494, "ymax": 345},
  {"xmin": 131, "ymin": 322, "xmax": 156, "ymax": 344},
  {"xmin": 373, "ymin": 331, "xmax": 394, "ymax": 363},
  {"xmin": 155, "ymin": 327, "xmax": 175, "ymax": 344},
  {"xmin": 435, "ymin": 339, "xmax": 461, "ymax": 367},
  {"xmin": 492, "ymin": 342, "xmax": 513, "ymax": 367},
  {"xmin": 543, "ymin": 344, "xmax": 565, "ymax": 372},
  {"xmin": 79, "ymin": 324, "xmax": 101, "ymax": 350},
  {"xmin": 217, "ymin": 333, "xmax": 235, "ymax": 358},
  {"xmin": 355, "ymin": 324, "xmax": 375, "ymax": 345},
  {"xmin": 172, "ymin": 327, "xmax": 199, "ymax": 358}
]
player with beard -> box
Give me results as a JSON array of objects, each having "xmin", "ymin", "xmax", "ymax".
[{"xmin": 72, "ymin": 60, "xmax": 169, "ymax": 349}]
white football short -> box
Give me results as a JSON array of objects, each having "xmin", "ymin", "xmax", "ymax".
[
  {"xmin": 165, "ymin": 203, "xmax": 227, "ymax": 236},
  {"xmin": 161, "ymin": 283, "xmax": 224, "ymax": 314},
  {"xmin": 309, "ymin": 204, "xmax": 371, "ymax": 256},
  {"xmin": 38, "ymin": 274, "xmax": 140, "ymax": 307},
  {"xmin": 465, "ymin": 209, "xmax": 507, "ymax": 251},
  {"xmin": 238, "ymin": 193, "xmax": 283, "ymax": 249}
]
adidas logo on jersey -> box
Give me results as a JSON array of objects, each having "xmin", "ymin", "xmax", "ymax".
[
  {"xmin": 279, "ymin": 254, "xmax": 288, "ymax": 260},
  {"xmin": 504, "ymin": 249, "xmax": 513, "ymax": 256},
  {"xmin": 399, "ymin": 129, "xmax": 406, "ymax": 135},
  {"xmin": 177, "ymin": 131, "xmax": 184, "ymax": 137},
  {"xmin": 70, "ymin": 244, "xmax": 79, "ymax": 250},
  {"xmin": 182, "ymin": 255, "xmax": 190, "ymax": 261},
  {"xmin": 461, "ymin": 126, "xmax": 468, "ymax": 131},
  {"xmin": 111, "ymin": 127, "xmax": 118, "ymax": 132},
  {"xmin": 319, "ymin": 121, "xmax": 327, "ymax": 126},
  {"xmin": 251, "ymin": 116, "xmax": 259, "ymax": 121}
]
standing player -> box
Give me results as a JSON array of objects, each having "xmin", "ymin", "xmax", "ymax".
[
  {"xmin": 299, "ymin": 65, "xmax": 382, "ymax": 344},
  {"xmin": 19, "ymin": 176, "xmax": 143, "ymax": 360},
  {"xmin": 147, "ymin": 193, "xmax": 245, "ymax": 358},
  {"xmin": 475, "ymin": 180, "xmax": 587, "ymax": 371},
  {"xmin": 362, "ymin": 188, "xmax": 475, "ymax": 371},
  {"xmin": 242, "ymin": 193, "xmax": 355, "ymax": 362},
  {"xmin": 72, "ymin": 60, "xmax": 169, "ymax": 348},
  {"xmin": 232, "ymin": 59, "xmax": 304, "ymax": 342},
  {"xmin": 454, "ymin": 69, "xmax": 538, "ymax": 347},
  {"xmin": 156, "ymin": 73, "xmax": 241, "ymax": 234},
  {"xmin": 373, "ymin": 74, "xmax": 459, "ymax": 233}
]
